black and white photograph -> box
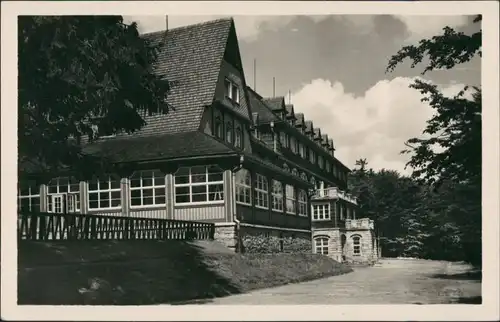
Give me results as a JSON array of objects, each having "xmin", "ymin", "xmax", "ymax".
[{"xmin": 1, "ymin": 1, "xmax": 499, "ymax": 321}]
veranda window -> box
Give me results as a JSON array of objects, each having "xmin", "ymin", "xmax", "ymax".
[
  {"xmin": 18, "ymin": 181, "xmax": 40, "ymax": 212},
  {"xmin": 88, "ymin": 176, "xmax": 121, "ymax": 210},
  {"xmin": 174, "ymin": 165, "xmax": 224, "ymax": 204},
  {"xmin": 314, "ymin": 237, "xmax": 329, "ymax": 255},
  {"xmin": 298, "ymin": 190, "xmax": 308, "ymax": 216},
  {"xmin": 235, "ymin": 168, "xmax": 251, "ymax": 205},
  {"xmin": 271, "ymin": 180, "xmax": 283, "ymax": 212},
  {"xmin": 285, "ymin": 184, "xmax": 296, "ymax": 214},
  {"xmin": 254, "ymin": 173, "xmax": 269, "ymax": 209},
  {"xmin": 130, "ymin": 170, "xmax": 166, "ymax": 207},
  {"xmin": 312, "ymin": 203, "xmax": 330, "ymax": 220},
  {"xmin": 47, "ymin": 177, "xmax": 80, "ymax": 213}
]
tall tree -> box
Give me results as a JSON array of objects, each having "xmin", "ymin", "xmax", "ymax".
[
  {"xmin": 19, "ymin": 16, "xmax": 170, "ymax": 175},
  {"xmin": 386, "ymin": 15, "xmax": 482, "ymax": 266},
  {"xmin": 386, "ymin": 15, "xmax": 482, "ymax": 187}
]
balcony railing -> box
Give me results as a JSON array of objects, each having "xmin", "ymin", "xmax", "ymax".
[
  {"xmin": 312, "ymin": 187, "xmax": 357, "ymax": 205},
  {"xmin": 18, "ymin": 211, "xmax": 215, "ymax": 241}
]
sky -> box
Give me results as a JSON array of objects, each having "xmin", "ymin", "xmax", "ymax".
[{"xmin": 123, "ymin": 15, "xmax": 481, "ymax": 175}]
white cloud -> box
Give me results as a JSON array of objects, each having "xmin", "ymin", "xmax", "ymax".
[
  {"xmin": 394, "ymin": 15, "xmax": 470, "ymax": 43},
  {"xmin": 291, "ymin": 77, "xmax": 467, "ymax": 175},
  {"xmin": 335, "ymin": 15, "xmax": 470, "ymax": 42},
  {"xmin": 124, "ymin": 14, "xmax": 471, "ymax": 44}
]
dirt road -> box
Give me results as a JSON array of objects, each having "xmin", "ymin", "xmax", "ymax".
[{"xmin": 206, "ymin": 259, "xmax": 481, "ymax": 304}]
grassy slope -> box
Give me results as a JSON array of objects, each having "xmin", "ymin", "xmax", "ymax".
[{"xmin": 18, "ymin": 240, "xmax": 352, "ymax": 305}]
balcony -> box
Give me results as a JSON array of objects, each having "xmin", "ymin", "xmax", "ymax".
[
  {"xmin": 345, "ymin": 218, "xmax": 374, "ymax": 230},
  {"xmin": 312, "ymin": 187, "xmax": 357, "ymax": 205}
]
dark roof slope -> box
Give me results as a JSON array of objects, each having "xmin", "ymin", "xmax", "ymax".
[
  {"xmin": 285, "ymin": 104, "xmax": 295, "ymax": 119},
  {"xmin": 247, "ymin": 87, "xmax": 280, "ymax": 124},
  {"xmin": 83, "ymin": 131, "xmax": 236, "ymax": 163},
  {"xmin": 295, "ymin": 113, "xmax": 305, "ymax": 125},
  {"xmin": 262, "ymin": 97, "xmax": 285, "ymax": 111},
  {"xmin": 140, "ymin": 18, "xmax": 233, "ymax": 134}
]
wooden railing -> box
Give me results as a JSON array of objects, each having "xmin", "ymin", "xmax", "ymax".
[{"xmin": 18, "ymin": 212, "xmax": 215, "ymax": 241}]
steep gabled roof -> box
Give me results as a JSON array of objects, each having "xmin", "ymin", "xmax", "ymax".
[
  {"xmin": 322, "ymin": 134, "xmax": 329, "ymax": 147},
  {"xmin": 247, "ymin": 87, "xmax": 280, "ymax": 124},
  {"xmin": 313, "ymin": 127, "xmax": 322, "ymax": 140},
  {"xmin": 329, "ymin": 138, "xmax": 335, "ymax": 150},
  {"xmin": 295, "ymin": 113, "xmax": 305, "ymax": 125},
  {"xmin": 262, "ymin": 97, "xmax": 286, "ymax": 112},
  {"xmin": 285, "ymin": 104, "xmax": 296, "ymax": 120},
  {"xmin": 141, "ymin": 18, "xmax": 233, "ymax": 134},
  {"xmin": 305, "ymin": 120, "xmax": 314, "ymax": 133}
]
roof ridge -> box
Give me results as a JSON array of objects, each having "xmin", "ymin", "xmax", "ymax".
[{"xmin": 140, "ymin": 17, "xmax": 233, "ymax": 37}]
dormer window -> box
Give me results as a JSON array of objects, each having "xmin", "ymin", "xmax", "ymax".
[{"xmin": 224, "ymin": 78, "xmax": 240, "ymax": 104}]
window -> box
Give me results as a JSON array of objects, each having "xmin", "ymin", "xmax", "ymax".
[
  {"xmin": 130, "ymin": 170, "xmax": 166, "ymax": 207},
  {"xmin": 224, "ymin": 78, "xmax": 240, "ymax": 104},
  {"xmin": 298, "ymin": 190, "xmax": 307, "ymax": 216},
  {"xmin": 279, "ymin": 132, "xmax": 287, "ymax": 148},
  {"xmin": 254, "ymin": 174, "xmax": 269, "ymax": 209},
  {"xmin": 214, "ymin": 116, "xmax": 223, "ymax": 139},
  {"xmin": 315, "ymin": 237, "xmax": 329, "ymax": 255},
  {"xmin": 312, "ymin": 203, "xmax": 330, "ymax": 220},
  {"xmin": 325, "ymin": 161, "xmax": 330, "ymax": 172},
  {"xmin": 18, "ymin": 181, "xmax": 40, "ymax": 212},
  {"xmin": 47, "ymin": 177, "xmax": 80, "ymax": 213},
  {"xmin": 235, "ymin": 169, "xmax": 251, "ymax": 205},
  {"xmin": 309, "ymin": 150, "xmax": 315, "ymax": 164},
  {"xmin": 318, "ymin": 155, "xmax": 324, "ymax": 169},
  {"xmin": 290, "ymin": 136, "xmax": 296, "ymax": 153},
  {"xmin": 271, "ymin": 180, "xmax": 283, "ymax": 212},
  {"xmin": 88, "ymin": 176, "xmax": 121, "ymax": 210},
  {"xmin": 175, "ymin": 165, "xmax": 224, "ymax": 204},
  {"xmin": 285, "ymin": 184, "xmax": 296, "ymax": 214},
  {"xmin": 235, "ymin": 126, "xmax": 243, "ymax": 148},
  {"xmin": 299, "ymin": 142, "xmax": 305, "ymax": 158},
  {"xmin": 226, "ymin": 121, "xmax": 233, "ymax": 144},
  {"xmin": 353, "ymin": 236, "xmax": 361, "ymax": 256},
  {"xmin": 338, "ymin": 202, "xmax": 344, "ymax": 220}
]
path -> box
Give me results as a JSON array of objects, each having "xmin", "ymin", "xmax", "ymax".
[{"xmin": 206, "ymin": 259, "xmax": 481, "ymax": 304}]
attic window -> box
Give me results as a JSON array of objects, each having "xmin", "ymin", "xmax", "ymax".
[{"xmin": 224, "ymin": 78, "xmax": 240, "ymax": 104}]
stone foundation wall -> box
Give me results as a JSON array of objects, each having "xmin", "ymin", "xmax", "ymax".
[
  {"xmin": 344, "ymin": 229, "xmax": 377, "ymax": 264},
  {"xmin": 214, "ymin": 223, "xmax": 237, "ymax": 250},
  {"xmin": 312, "ymin": 229, "xmax": 342, "ymax": 262},
  {"xmin": 240, "ymin": 226, "xmax": 312, "ymax": 254}
]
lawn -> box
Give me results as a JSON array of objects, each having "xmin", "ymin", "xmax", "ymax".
[{"xmin": 18, "ymin": 240, "xmax": 352, "ymax": 305}]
